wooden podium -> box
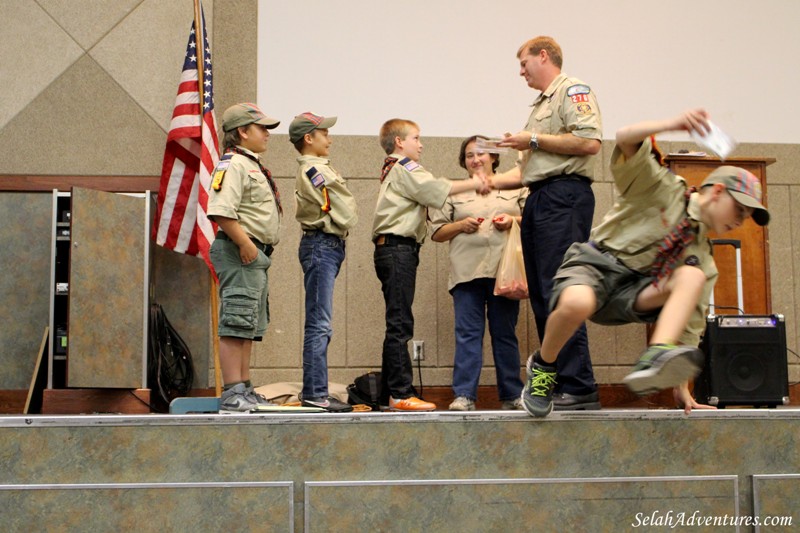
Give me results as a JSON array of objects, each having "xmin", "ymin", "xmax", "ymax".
[{"xmin": 665, "ymin": 155, "xmax": 774, "ymax": 315}]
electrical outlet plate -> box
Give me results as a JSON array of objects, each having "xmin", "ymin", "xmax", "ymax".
[{"xmin": 411, "ymin": 340, "xmax": 424, "ymax": 361}]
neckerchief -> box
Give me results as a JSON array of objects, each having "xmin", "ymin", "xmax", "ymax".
[
  {"xmin": 380, "ymin": 156, "xmax": 398, "ymax": 183},
  {"xmin": 650, "ymin": 186, "xmax": 698, "ymax": 285}
]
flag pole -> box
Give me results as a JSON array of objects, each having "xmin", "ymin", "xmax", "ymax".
[{"xmin": 193, "ymin": 0, "xmax": 222, "ymax": 398}]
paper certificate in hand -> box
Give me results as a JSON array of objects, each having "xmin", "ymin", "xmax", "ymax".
[
  {"xmin": 475, "ymin": 137, "xmax": 509, "ymax": 154},
  {"xmin": 690, "ymin": 120, "xmax": 738, "ymax": 160}
]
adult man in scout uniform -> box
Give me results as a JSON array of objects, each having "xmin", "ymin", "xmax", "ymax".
[{"xmin": 494, "ymin": 35, "xmax": 603, "ymax": 411}]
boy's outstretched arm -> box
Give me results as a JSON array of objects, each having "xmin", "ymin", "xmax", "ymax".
[
  {"xmin": 615, "ymin": 109, "xmax": 711, "ymax": 158},
  {"xmin": 674, "ymin": 382, "xmax": 717, "ymax": 415}
]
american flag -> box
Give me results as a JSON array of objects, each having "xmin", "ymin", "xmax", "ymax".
[{"xmin": 153, "ymin": 5, "xmax": 218, "ymax": 277}]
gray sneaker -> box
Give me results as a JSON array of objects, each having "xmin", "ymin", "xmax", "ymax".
[
  {"xmin": 449, "ymin": 396, "xmax": 476, "ymax": 411},
  {"xmin": 521, "ymin": 351, "xmax": 557, "ymax": 418},
  {"xmin": 623, "ymin": 344, "xmax": 704, "ymax": 396},
  {"xmin": 219, "ymin": 383, "xmax": 258, "ymax": 413},
  {"xmin": 246, "ymin": 386, "xmax": 276, "ymax": 408},
  {"xmin": 501, "ymin": 398, "xmax": 523, "ymax": 410}
]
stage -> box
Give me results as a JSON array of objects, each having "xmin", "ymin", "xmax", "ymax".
[{"xmin": 2, "ymin": 409, "xmax": 798, "ymax": 532}]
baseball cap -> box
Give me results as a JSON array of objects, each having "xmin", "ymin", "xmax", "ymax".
[
  {"xmin": 221, "ymin": 103, "xmax": 280, "ymax": 132},
  {"xmin": 289, "ymin": 112, "xmax": 337, "ymax": 143},
  {"xmin": 701, "ymin": 165, "xmax": 770, "ymax": 226}
]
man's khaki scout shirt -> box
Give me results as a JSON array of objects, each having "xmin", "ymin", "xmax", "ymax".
[{"xmin": 518, "ymin": 73, "xmax": 602, "ymax": 185}]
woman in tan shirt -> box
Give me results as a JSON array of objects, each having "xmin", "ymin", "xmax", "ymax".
[{"xmin": 429, "ymin": 135, "xmax": 527, "ymax": 410}]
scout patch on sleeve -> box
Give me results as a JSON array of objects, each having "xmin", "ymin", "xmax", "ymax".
[
  {"xmin": 321, "ymin": 186, "xmax": 331, "ymax": 212},
  {"xmin": 566, "ymin": 84, "xmax": 591, "ymax": 97},
  {"xmin": 211, "ymin": 156, "xmax": 233, "ymax": 191},
  {"xmin": 399, "ymin": 157, "xmax": 420, "ymax": 172},
  {"xmin": 305, "ymin": 166, "xmax": 326, "ymax": 189},
  {"xmin": 576, "ymin": 103, "xmax": 593, "ymax": 115}
]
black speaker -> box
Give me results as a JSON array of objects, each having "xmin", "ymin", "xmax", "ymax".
[{"xmin": 695, "ymin": 314, "xmax": 789, "ymax": 408}]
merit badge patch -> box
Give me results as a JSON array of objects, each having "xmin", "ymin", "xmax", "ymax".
[
  {"xmin": 566, "ymin": 84, "xmax": 591, "ymax": 97},
  {"xmin": 305, "ymin": 166, "xmax": 326, "ymax": 189},
  {"xmin": 399, "ymin": 157, "xmax": 420, "ymax": 172},
  {"xmin": 576, "ymin": 103, "xmax": 593, "ymax": 115},
  {"xmin": 211, "ymin": 159, "xmax": 231, "ymax": 191}
]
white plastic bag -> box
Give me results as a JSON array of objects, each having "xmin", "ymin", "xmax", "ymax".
[{"xmin": 493, "ymin": 219, "xmax": 529, "ymax": 300}]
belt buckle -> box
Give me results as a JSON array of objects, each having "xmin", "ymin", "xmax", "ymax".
[{"xmin": 376, "ymin": 235, "xmax": 386, "ymax": 245}]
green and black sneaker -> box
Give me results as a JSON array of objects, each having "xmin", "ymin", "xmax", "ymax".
[
  {"xmin": 521, "ymin": 351, "xmax": 557, "ymax": 418},
  {"xmin": 622, "ymin": 344, "xmax": 704, "ymax": 396}
]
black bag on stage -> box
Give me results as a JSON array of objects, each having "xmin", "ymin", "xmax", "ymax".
[
  {"xmin": 347, "ymin": 371, "xmax": 382, "ymax": 409},
  {"xmin": 148, "ymin": 303, "xmax": 195, "ymax": 412}
]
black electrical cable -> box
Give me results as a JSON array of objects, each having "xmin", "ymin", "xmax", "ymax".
[{"xmin": 415, "ymin": 355, "xmax": 425, "ymax": 400}]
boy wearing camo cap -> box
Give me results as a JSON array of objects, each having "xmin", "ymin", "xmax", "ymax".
[
  {"xmin": 290, "ymin": 112, "xmax": 358, "ymax": 412},
  {"xmin": 208, "ymin": 102, "xmax": 282, "ymax": 413},
  {"xmin": 521, "ymin": 108, "xmax": 770, "ymax": 418}
]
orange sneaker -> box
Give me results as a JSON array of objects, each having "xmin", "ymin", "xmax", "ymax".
[{"xmin": 389, "ymin": 396, "xmax": 436, "ymax": 412}]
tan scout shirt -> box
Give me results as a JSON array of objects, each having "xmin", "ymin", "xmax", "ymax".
[
  {"xmin": 371, "ymin": 154, "xmax": 452, "ymax": 244},
  {"xmin": 207, "ymin": 146, "xmax": 281, "ymax": 245},
  {"xmin": 518, "ymin": 73, "xmax": 602, "ymax": 185},
  {"xmin": 294, "ymin": 155, "xmax": 358, "ymax": 238},
  {"xmin": 429, "ymin": 185, "xmax": 528, "ymax": 290},
  {"xmin": 591, "ymin": 137, "xmax": 718, "ymax": 345}
]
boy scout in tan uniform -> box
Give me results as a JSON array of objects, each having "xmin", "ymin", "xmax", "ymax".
[
  {"xmin": 290, "ymin": 112, "xmax": 357, "ymax": 413},
  {"xmin": 372, "ymin": 118, "xmax": 488, "ymax": 411},
  {"xmin": 521, "ymin": 108, "xmax": 770, "ymax": 418},
  {"xmin": 207, "ymin": 102, "xmax": 282, "ymax": 413}
]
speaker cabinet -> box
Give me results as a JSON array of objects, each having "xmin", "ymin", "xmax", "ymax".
[{"xmin": 695, "ymin": 314, "xmax": 789, "ymax": 407}]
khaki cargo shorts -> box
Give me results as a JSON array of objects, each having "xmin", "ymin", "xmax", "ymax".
[
  {"xmin": 210, "ymin": 238, "xmax": 271, "ymax": 340},
  {"xmin": 550, "ymin": 242, "xmax": 660, "ymax": 326}
]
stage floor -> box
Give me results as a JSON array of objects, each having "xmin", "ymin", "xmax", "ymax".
[{"xmin": 2, "ymin": 409, "xmax": 798, "ymax": 532}]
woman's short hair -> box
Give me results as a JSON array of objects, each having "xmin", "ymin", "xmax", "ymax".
[{"xmin": 459, "ymin": 135, "xmax": 500, "ymax": 173}]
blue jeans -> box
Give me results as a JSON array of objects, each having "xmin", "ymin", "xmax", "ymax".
[
  {"xmin": 521, "ymin": 177, "xmax": 597, "ymax": 395},
  {"xmin": 452, "ymin": 278, "xmax": 524, "ymax": 401},
  {"xmin": 299, "ymin": 232, "xmax": 345, "ymax": 399},
  {"xmin": 374, "ymin": 241, "xmax": 420, "ymax": 400}
]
